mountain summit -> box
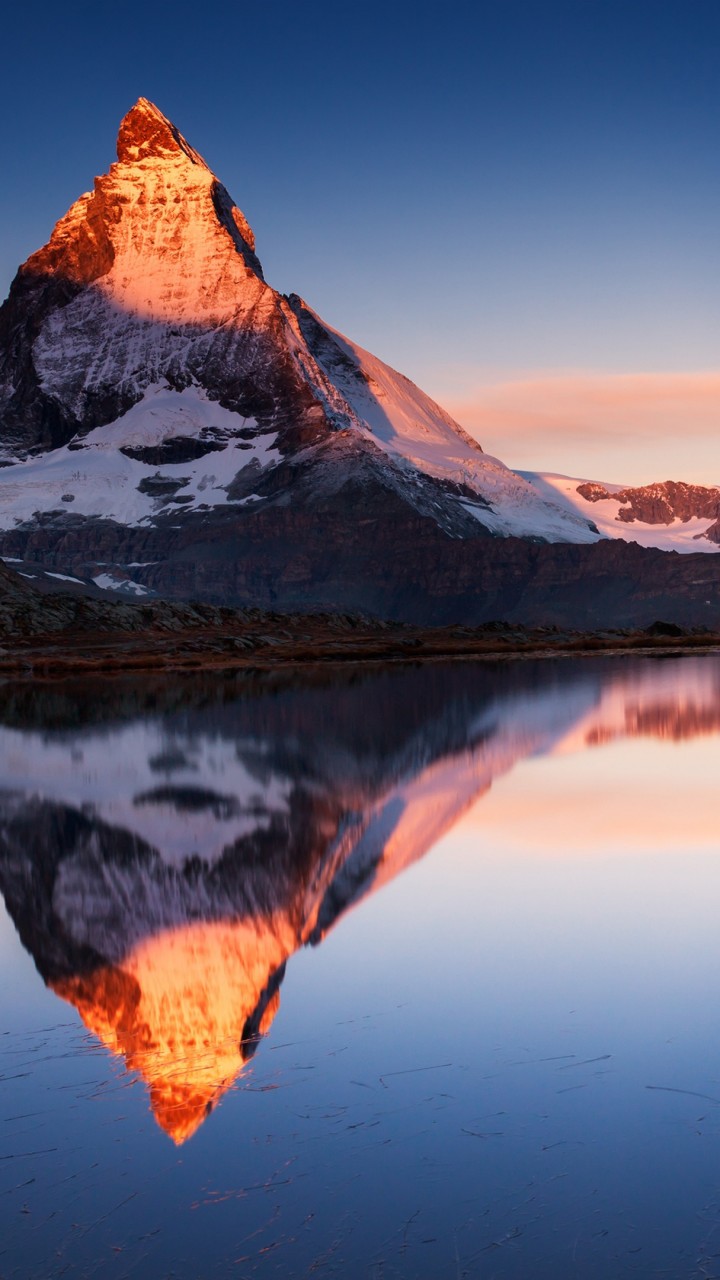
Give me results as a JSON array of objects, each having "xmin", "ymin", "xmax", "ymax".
[{"xmin": 116, "ymin": 97, "xmax": 213, "ymax": 167}]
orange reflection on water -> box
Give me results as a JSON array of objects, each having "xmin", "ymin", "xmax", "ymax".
[
  {"xmin": 46, "ymin": 746, "xmax": 499, "ymax": 1141},
  {"xmin": 8, "ymin": 656, "xmax": 720, "ymax": 1142},
  {"xmin": 52, "ymin": 918, "xmax": 292, "ymax": 1144}
]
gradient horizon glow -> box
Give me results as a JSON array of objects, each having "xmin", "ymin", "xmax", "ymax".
[{"xmin": 1, "ymin": 0, "xmax": 717, "ymax": 483}]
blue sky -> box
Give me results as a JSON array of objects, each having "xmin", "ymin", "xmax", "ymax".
[{"xmin": 1, "ymin": 0, "xmax": 718, "ymax": 479}]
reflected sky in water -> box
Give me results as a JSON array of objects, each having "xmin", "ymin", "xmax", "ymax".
[{"xmin": 1, "ymin": 656, "xmax": 720, "ymax": 1278}]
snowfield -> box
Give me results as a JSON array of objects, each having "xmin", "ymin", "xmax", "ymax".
[
  {"xmin": 0, "ymin": 385, "xmax": 279, "ymax": 529},
  {"xmin": 525, "ymin": 472, "xmax": 720, "ymax": 554}
]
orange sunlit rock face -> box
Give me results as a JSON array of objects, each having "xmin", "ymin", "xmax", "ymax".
[{"xmin": 25, "ymin": 98, "xmax": 261, "ymax": 311}]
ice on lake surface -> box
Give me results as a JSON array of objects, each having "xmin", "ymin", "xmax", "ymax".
[{"xmin": 1, "ymin": 655, "xmax": 720, "ymax": 1278}]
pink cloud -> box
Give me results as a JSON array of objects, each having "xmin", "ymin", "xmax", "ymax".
[{"xmin": 437, "ymin": 371, "xmax": 720, "ymax": 485}]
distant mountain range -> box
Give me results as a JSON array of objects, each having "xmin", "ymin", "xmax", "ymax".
[{"xmin": 1, "ymin": 98, "xmax": 719, "ymax": 626}]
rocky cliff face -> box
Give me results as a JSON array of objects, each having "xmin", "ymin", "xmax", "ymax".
[
  {"xmin": 12, "ymin": 503, "xmax": 720, "ymax": 630},
  {"xmin": 575, "ymin": 480, "xmax": 720, "ymax": 544}
]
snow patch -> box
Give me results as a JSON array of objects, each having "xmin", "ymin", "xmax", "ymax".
[
  {"xmin": 79, "ymin": 383, "xmax": 251, "ymax": 451},
  {"xmin": 92, "ymin": 572, "xmax": 152, "ymax": 596},
  {"xmin": 0, "ymin": 385, "xmax": 279, "ymax": 531}
]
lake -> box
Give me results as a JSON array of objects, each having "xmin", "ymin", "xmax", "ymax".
[{"xmin": 1, "ymin": 654, "xmax": 720, "ymax": 1278}]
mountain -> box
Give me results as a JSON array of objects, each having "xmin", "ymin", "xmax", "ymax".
[
  {"xmin": 1, "ymin": 658, "xmax": 718, "ymax": 1141},
  {"xmin": 525, "ymin": 474, "xmax": 720, "ymax": 553},
  {"xmin": 1, "ymin": 97, "xmax": 720, "ymax": 627},
  {"xmin": 0, "ymin": 98, "xmax": 599, "ymax": 598}
]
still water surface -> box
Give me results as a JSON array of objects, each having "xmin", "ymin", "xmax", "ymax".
[{"xmin": 1, "ymin": 656, "xmax": 720, "ymax": 1278}]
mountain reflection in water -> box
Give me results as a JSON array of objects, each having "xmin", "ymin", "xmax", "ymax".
[{"xmin": 0, "ymin": 657, "xmax": 718, "ymax": 1143}]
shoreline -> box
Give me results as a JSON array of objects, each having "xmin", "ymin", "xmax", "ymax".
[{"xmin": 1, "ymin": 622, "xmax": 718, "ymax": 678}]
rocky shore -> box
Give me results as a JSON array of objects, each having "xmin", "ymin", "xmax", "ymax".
[{"xmin": 0, "ymin": 559, "xmax": 717, "ymax": 676}]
